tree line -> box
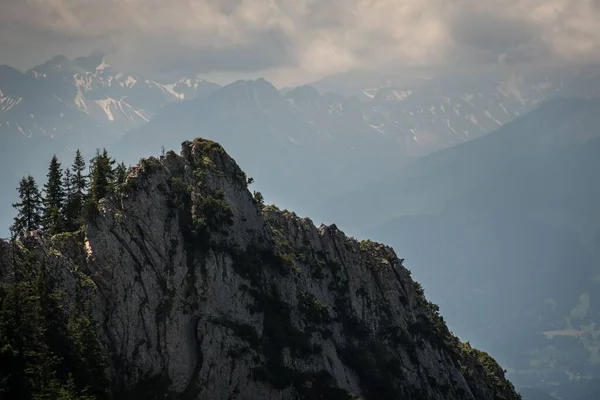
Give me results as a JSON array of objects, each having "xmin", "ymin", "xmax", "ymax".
[
  {"xmin": 1, "ymin": 148, "xmax": 125, "ymax": 398},
  {"xmin": 10, "ymin": 149, "xmax": 128, "ymax": 236},
  {"xmin": 0, "ymin": 262, "xmax": 110, "ymax": 399}
]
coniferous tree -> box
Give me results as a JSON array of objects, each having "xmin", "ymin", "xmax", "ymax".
[
  {"xmin": 64, "ymin": 149, "xmax": 90, "ymax": 230},
  {"xmin": 63, "ymin": 168, "xmax": 80, "ymax": 232},
  {"xmin": 0, "ymin": 263, "xmax": 106, "ymax": 400},
  {"xmin": 64, "ymin": 169, "xmax": 73, "ymax": 200},
  {"xmin": 11, "ymin": 175, "xmax": 43, "ymax": 235},
  {"xmin": 89, "ymin": 149, "xmax": 115, "ymax": 202},
  {"xmin": 71, "ymin": 150, "xmax": 88, "ymax": 209},
  {"xmin": 42, "ymin": 155, "xmax": 66, "ymax": 234},
  {"xmin": 102, "ymin": 149, "xmax": 116, "ymax": 186},
  {"xmin": 114, "ymin": 162, "xmax": 128, "ymax": 187}
]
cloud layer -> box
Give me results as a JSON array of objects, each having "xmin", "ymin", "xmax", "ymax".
[{"xmin": 1, "ymin": 0, "xmax": 599, "ymax": 84}]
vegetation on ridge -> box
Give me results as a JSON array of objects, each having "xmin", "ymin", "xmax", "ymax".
[
  {"xmin": 0, "ymin": 252, "xmax": 110, "ymax": 399},
  {"xmin": 11, "ymin": 148, "xmax": 128, "ymax": 238}
]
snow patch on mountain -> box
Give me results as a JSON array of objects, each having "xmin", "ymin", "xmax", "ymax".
[
  {"xmin": 154, "ymin": 82, "xmax": 184, "ymax": 100},
  {"xmin": 95, "ymin": 58, "xmax": 110, "ymax": 72},
  {"xmin": 74, "ymin": 73, "xmax": 94, "ymax": 92},
  {"xmin": 74, "ymin": 89, "xmax": 88, "ymax": 111},
  {"xmin": 120, "ymin": 76, "xmax": 138, "ymax": 88},
  {"xmin": 497, "ymin": 76, "xmax": 526, "ymax": 104},
  {"xmin": 31, "ymin": 71, "xmax": 47, "ymax": 79},
  {"xmin": 462, "ymin": 94, "xmax": 476, "ymax": 107},
  {"xmin": 484, "ymin": 110, "xmax": 502, "ymax": 126},
  {"xmin": 16, "ymin": 124, "xmax": 29, "ymax": 137},
  {"xmin": 469, "ymin": 114, "xmax": 479, "ymax": 127},
  {"xmin": 95, "ymin": 98, "xmax": 116, "ymax": 121},
  {"xmin": 362, "ymin": 89, "xmax": 377, "ymax": 99},
  {"xmin": 94, "ymin": 97, "xmax": 149, "ymax": 123},
  {"xmin": 0, "ymin": 90, "xmax": 22, "ymax": 112},
  {"xmin": 389, "ymin": 90, "xmax": 413, "ymax": 101}
]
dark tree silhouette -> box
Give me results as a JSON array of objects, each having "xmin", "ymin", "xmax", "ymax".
[
  {"xmin": 42, "ymin": 155, "xmax": 66, "ymax": 234},
  {"xmin": 11, "ymin": 175, "xmax": 43, "ymax": 235},
  {"xmin": 89, "ymin": 149, "xmax": 115, "ymax": 202}
]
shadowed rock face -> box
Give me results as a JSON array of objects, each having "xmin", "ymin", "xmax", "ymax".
[{"xmin": 0, "ymin": 139, "xmax": 521, "ymax": 400}]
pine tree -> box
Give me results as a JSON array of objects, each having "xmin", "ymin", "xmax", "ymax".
[
  {"xmin": 63, "ymin": 169, "xmax": 78, "ymax": 232},
  {"xmin": 64, "ymin": 169, "xmax": 73, "ymax": 201},
  {"xmin": 71, "ymin": 150, "xmax": 88, "ymax": 205},
  {"xmin": 64, "ymin": 150, "xmax": 89, "ymax": 230},
  {"xmin": 102, "ymin": 148, "xmax": 116, "ymax": 184},
  {"xmin": 42, "ymin": 155, "xmax": 66, "ymax": 234},
  {"xmin": 0, "ymin": 263, "xmax": 105, "ymax": 400},
  {"xmin": 89, "ymin": 149, "xmax": 115, "ymax": 202},
  {"xmin": 114, "ymin": 162, "xmax": 128, "ymax": 187},
  {"xmin": 11, "ymin": 175, "xmax": 43, "ymax": 235}
]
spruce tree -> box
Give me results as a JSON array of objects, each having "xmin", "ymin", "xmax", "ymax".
[
  {"xmin": 64, "ymin": 169, "xmax": 73, "ymax": 200},
  {"xmin": 63, "ymin": 169, "xmax": 78, "ymax": 232},
  {"xmin": 102, "ymin": 148, "xmax": 116, "ymax": 184},
  {"xmin": 71, "ymin": 150, "xmax": 88, "ymax": 204},
  {"xmin": 11, "ymin": 175, "xmax": 43, "ymax": 235},
  {"xmin": 0, "ymin": 263, "xmax": 106, "ymax": 399},
  {"xmin": 89, "ymin": 149, "xmax": 115, "ymax": 202},
  {"xmin": 42, "ymin": 155, "xmax": 66, "ymax": 234},
  {"xmin": 67, "ymin": 149, "xmax": 89, "ymax": 228},
  {"xmin": 114, "ymin": 162, "xmax": 128, "ymax": 187}
]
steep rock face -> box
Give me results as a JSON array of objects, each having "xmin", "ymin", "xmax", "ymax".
[{"xmin": 1, "ymin": 139, "xmax": 520, "ymax": 400}]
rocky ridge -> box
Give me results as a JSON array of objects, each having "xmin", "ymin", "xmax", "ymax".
[{"xmin": 0, "ymin": 139, "xmax": 520, "ymax": 399}]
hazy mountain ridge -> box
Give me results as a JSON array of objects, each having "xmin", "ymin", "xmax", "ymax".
[
  {"xmin": 0, "ymin": 52, "xmax": 221, "ymax": 144},
  {"xmin": 318, "ymin": 97, "xmax": 600, "ymax": 399},
  {"xmin": 316, "ymin": 97, "xmax": 600, "ymax": 231},
  {"xmin": 366, "ymin": 138, "xmax": 600, "ymax": 399},
  {"xmin": 312, "ymin": 67, "xmax": 600, "ymax": 155}
]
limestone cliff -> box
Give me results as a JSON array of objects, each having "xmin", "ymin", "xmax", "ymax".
[{"xmin": 0, "ymin": 139, "xmax": 521, "ymax": 400}]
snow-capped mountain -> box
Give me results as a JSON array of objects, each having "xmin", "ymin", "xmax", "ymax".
[
  {"xmin": 313, "ymin": 66, "xmax": 600, "ymax": 155},
  {"xmin": 114, "ymin": 67, "xmax": 600, "ymax": 219},
  {"xmin": 0, "ymin": 52, "xmax": 221, "ymax": 149},
  {"xmin": 2, "ymin": 53, "xmax": 600, "ymax": 234},
  {"xmin": 4, "ymin": 53, "xmax": 600, "ymax": 160},
  {"xmin": 115, "ymin": 78, "xmax": 413, "ymax": 220}
]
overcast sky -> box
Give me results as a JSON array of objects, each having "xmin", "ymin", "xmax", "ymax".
[{"xmin": 0, "ymin": 0, "xmax": 599, "ymax": 86}]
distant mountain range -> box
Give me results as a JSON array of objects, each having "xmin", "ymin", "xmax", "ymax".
[
  {"xmin": 0, "ymin": 52, "xmax": 221, "ymax": 147},
  {"xmin": 0, "ymin": 53, "xmax": 222, "ymax": 232},
  {"xmin": 3, "ymin": 53, "xmax": 600, "ymax": 160},
  {"xmin": 312, "ymin": 66, "xmax": 600, "ymax": 155},
  {"xmin": 115, "ymin": 78, "xmax": 410, "ymax": 217},
  {"xmin": 2, "ymin": 53, "xmax": 600, "ymax": 235},
  {"xmin": 318, "ymin": 98, "xmax": 600, "ymax": 399}
]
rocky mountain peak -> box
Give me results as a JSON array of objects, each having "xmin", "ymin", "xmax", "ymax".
[
  {"xmin": 74, "ymin": 51, "xmax": 108, "ymax": 72},
  {"xmin": 0, "ymin": 138, "xmax": 520, "ymax": 399},
  {"xmin": 28, "ymin": 54, "xmax": 71, "ymax": 75},
  {"xmin": 216, "ymin": 78, "xmax": 280, "ymax": 107},
  {"xmin": 284, "ymin": 85, "xmax": 320, "ymax": 107}
]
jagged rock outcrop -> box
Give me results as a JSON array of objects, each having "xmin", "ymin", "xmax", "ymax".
[{"xmin": 0, "ymin": 139, "xmax": 521, "ymax": 400}]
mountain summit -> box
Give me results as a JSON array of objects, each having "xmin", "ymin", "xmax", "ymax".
[{"xmin": 0, "ymin": 138, "xmax": 520, "ymax": 399}]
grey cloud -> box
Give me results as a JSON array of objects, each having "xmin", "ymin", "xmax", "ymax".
[
  {"xmin": 0, "ymin": 0, "xmax": 599, "ymax": 84},
  {"xmin": 446, "ymin": 10, "xmax": 550, "ymax": 65},
  {"xmin": 121, "ymin": 29, "xmax": 293, "ymax": 77},
  {"xmin": 449, "ymin": 12, "xmax": 538, "ymax": 51}
]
